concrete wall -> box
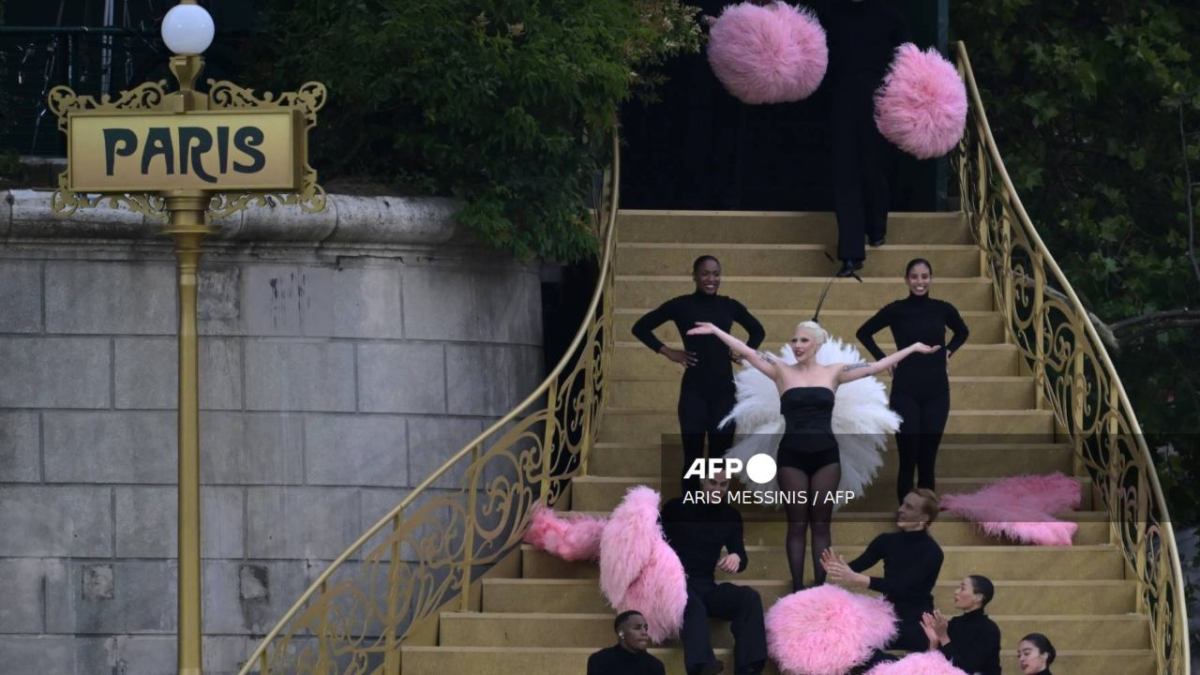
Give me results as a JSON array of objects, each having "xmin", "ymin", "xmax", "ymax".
[{"xmin": 0, "ymin": 190, "xmax": 544, "ymax": 673}]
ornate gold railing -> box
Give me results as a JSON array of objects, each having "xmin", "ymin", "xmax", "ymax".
[
  {"xmin": 953, "ymin": 42, "xmax": 1190, "ymax": 674},
  {"xmin": 238, "ymin": 130, "xmax": 620, "ymax": 674}
]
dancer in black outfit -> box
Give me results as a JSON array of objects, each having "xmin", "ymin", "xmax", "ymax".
[
  {"xmin": 922, "ymin": 575, "xmax": 1002, "ymax": 675},
  {"xmin": 856, "ymin": 259, "xmax": 969, "ymax": 502},
  {"xmin": 823, "ymin": 489, "xmax": 944, "ymax": 652},
  {"xmin": 587, "ymin": 610, "xmax": 666, "ymax": 675},
  {"xmin": 661, "ymin": 473, "xmax": 766, "ymax": 675},
  {"xmin": 633, "ymin": 256, "xmax": 765, "ymax": 492},
  {"xmin": 688, "ymin": 320, "xmax": 936, "ymax": 591},
  {"xmin": 1017, "ymin": 633, "xmax": 1056, "ymax": 675},
  {"xmin": 812, "ymin": 0, "xmax": 909, "ymax": 276}
]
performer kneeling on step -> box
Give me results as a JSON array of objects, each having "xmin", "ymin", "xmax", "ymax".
[
  {"xmin": 661, "ymin": 471, "xmax": 767, "ymax": 675},
  {"xmin": 821, "ymin": 489, "xmax": 944, "ymax": 652},
  {"xmin": 921, "ymin": 574, "xmax": 1002, "ymax": 675}
]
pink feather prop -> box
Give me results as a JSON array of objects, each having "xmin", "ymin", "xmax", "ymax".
[
  {"xmin": 874, "ymin": 43, "xmax": 967, "ymax": 159},
  {"xmin": 707, "ymin": 1, "xmax": 828, "ymax": 104},
  {"xmin": 522, "ymin": 502, "xmax": 606, "ymax": 561},
  {"xmin": 941, "ymin": 473, "xmax": 1082, "ymax": 546},
  {"xmin": 599, "ymin": 486, "xmax": 688, "ymax": 643},
  {"xmin": 866, "ymin": 651, "xmax": 969, "ymax": 675},
  {"xmin": 765, "ymin": 585, "xmax": 897, "ymax": 675}
]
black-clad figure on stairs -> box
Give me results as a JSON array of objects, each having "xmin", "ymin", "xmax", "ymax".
[
  {"xmin": 632, "ymin": 256, "xmax": 765, "ymax": 493},
  {"xmin": 586, "ymin": 610, "xmax": 666, "ymax": 675},
  {"xmin": 856, "ymin": 258, "xmax": 969, "ymax": 503},
  {"xmin": 661, "ymin": 472, "xmax": 767, "ymax": 675},
  {"xmin": 822, "ymin": 489, "xmax": 945, "ymax": 652},
  {"xmin": 813, "ymin": 0, "xmax": 909, "ymax": 277}
]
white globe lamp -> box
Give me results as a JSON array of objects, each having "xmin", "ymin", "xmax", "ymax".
[{"xmin": 161, "ymin": 3, "xmax": 215, "ymax": 56}]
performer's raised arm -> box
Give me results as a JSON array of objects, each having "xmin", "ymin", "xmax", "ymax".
[
  {"xmin": 836, "ymin": 342, "xmax": 940, "ymax": 384},
  {"xmin": 688, "ymin": 322, "xmax": 779, "ymax": 380}
]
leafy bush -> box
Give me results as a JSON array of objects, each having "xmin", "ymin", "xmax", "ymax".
[{"xmin": 257, "ymin": 0, "xmax": 700, "ymax": 261}]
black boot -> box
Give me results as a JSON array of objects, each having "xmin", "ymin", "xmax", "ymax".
[{"xmin": 836, "ymin": 260, "xmax": 863, "ymax": 277}]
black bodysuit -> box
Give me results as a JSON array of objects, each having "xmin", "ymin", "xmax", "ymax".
[
  {"xmin": 857, "ymin": 293, "xmax": 968, "ymax": 501},
  {"xmin": 586, "ymin": 644, "xmax": 666, "ymax": 675},
  {"xmin": 778, "ymin": 387, "xmax": 840, "ymax": 475},
  {"xmin": 633, "ymin": 291, "xmax": 764, "ymax": 490},
  {"xmin": 848, "ymin": 529, "xmax": 944, "ymax": 651},
  {"xmin": 939, "ymin": 608, "xmax": 1002, "ymax": 675}
]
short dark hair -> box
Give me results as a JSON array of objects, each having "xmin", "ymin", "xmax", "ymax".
[
  {"xmin": 968, "ymin": 574, "xmax": 994, "ymax": 607},
  {"xmin": 905, "ymin": 258, "xmax": 933, "ymax": 276},
  {"xmin": 614, "ymin": 610, "xmax": 643, "ymax": 633},
  {"xmin": 692, "ymin": 255, "xmax": 720, "ymax": 274},
  {"xmin": 1020, "ymin": 633, "xmax": 1056, "ymax": 665}
]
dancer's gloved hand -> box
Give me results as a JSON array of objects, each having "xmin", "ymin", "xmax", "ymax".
[
  {"xmin": 660, "ymin": 346, "xmax": 697, "ymax": 367},
  {"xmin": 717, "ymin": 552, "xmax": 742, "ymax": 574}
]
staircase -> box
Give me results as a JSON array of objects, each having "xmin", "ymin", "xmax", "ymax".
[{"xmin": 399, "ymin": 210, "xmax": 1157, "ymax": 674}]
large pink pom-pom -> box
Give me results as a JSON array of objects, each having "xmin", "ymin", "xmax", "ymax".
[
  {"xmin": 765, "ymin": 585, "xmax": 897, "ymax": 675},
  {"xmin": 874, "ymin": 43, "xmax": 968, "ymax": 159},
  {"xmin": 866, "ymin": 651, "xmax": 969, "ymax": 675},
  {"xmin": 707, "ymin": 1, "xmax": 828, "ymax": 104},
  {"xmin": 522, "ymin": 502, "xmax": 606, "ymax": 561}
]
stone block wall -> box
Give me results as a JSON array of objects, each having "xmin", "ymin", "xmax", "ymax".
[{"xmin": 0, "ymin": 191, "xmax": 544, "ymax": 673}]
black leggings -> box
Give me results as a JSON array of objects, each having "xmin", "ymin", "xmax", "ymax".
[
  {"xmin": 891, "ymin": 388, "xmax": 951, "ymax": 503},
  {"xmin": 777, "ymin": 463, "xmax": 840, "ymax": 591},
  {"xmin": 677, "ymin": 386, "xmax": 736, "ymax": 492},
  {"xmin": 832, "ymin": 81, "xmax": 892, "ymax": 263}
]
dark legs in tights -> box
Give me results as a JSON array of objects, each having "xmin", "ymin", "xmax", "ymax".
[{"xmin": 777, "ymin": 463, "xmax": 841, "ymax": 591}]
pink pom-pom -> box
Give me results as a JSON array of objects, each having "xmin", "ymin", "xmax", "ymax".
[
  {"xmin": 866, "ymin": 651, "xmax": 969, "ymax": 675},
  {"xmin": 765, "ymin": 585, "xmax": 897, "ymax": 675},
  {"xmin": 599, "ymin": 487, "xmax": 688, "ymax": 643},
  {"xmin": 707, "ymin": 1, "xmax": 828, "ymax": 104},
  {"xmin": 523, "ymin": 502, "xmax": 606, "ymax": 561},
  {"xmin": 874, "ymin": 43, "xmax": 968, "ymax": 159},
  {"xmin": 941, "ymin": 473, "xmax": 1081, "ymax": 546}
]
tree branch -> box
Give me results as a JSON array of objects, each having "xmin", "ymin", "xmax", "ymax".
[{"xmin": 1108, "ymin": 309, "xmax": 1200, "ymax": 340}]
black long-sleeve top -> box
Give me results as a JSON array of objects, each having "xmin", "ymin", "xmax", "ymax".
[
  {"xmin": 813, "ymin": 0, "xmax": 909, "ymax": 86},
  {"xmin": 848, "ymin": 529, "xmax": 944, "ymax": 617},
  {"xmin": 660, "ymin": 497, "xmax": 749, "ymax": 581},
  {"xmin": 586, "ymin": 644, "xmax": 666, "ymax": 675},
  {"xmin": 856, "ymin": 293, "xmax": 969, "ymax": 394},
  {"xmin": 939, "ymin": 608, "xmax": 1002, "ymax": 675},
  {"xmin": 632, "ymin": 291, "xmax": 765, "ymax": 391}
]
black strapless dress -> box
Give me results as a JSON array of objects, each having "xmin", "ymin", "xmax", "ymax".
[{"xmin": 777, "ymin": 387, "xmax": 840, "ymax": 475}]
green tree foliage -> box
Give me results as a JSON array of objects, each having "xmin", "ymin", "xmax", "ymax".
[
  {"xmin": 256, "ymin": 0, "xmax": 700, "ymax": 261},
  {"xmin": 953, "ymin": 2, "xmax": 1200, "ymax": 523}
]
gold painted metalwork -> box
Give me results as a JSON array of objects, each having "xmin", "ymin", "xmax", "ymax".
[
  {"xmin": 953, "ymin": 42, "xmax": 1190, "ymax": 675},
  {"xmin": 47, "ymin": 28, "xmax": 328, "ymax": 674},
  {"xmin": 237, "ymin": 130, "xmax": 620, "ymax": 675}
]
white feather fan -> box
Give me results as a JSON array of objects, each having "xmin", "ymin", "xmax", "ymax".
[{"xmin": 718, "ymin": 338, "xmax": 900, "ymax": 503}]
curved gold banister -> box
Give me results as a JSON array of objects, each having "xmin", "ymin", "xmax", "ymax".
[
  {"xmin": 238, "ymin": 129, "xmax": 620, "ymax": 674},
  {"xmin": 953, "ymin": 42, "xmax": 1190, "ymax": 674}
]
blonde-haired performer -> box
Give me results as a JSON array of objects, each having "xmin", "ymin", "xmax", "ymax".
[{"xmin": 688, "ymin": 321, "xmax": 936, "ymax": 591}]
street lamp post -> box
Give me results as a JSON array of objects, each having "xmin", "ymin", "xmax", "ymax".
[{"xmin": 47, "ymin": 2, "xmax": 327, "ymax": 672}]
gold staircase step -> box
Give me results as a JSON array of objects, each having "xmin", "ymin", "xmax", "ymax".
[
  {"xmin": 560, "ymin": 510, "xmax": 1110, "ymax": 547},
  {"xmin": 611, "ymin": 339, "xmax": 1020, "ymax": 377},
  {"xmin": 609, "ymin": 376, "xmax": 1036, "ymax": 410},
  {"xmin": 520, "ymin": 544, "xmax": 1123, "ymax": 581},
  {"xmin": 438, "ymin": 611, "xmax": 1148, "ymax": 650},
  {"xmin": 615, "ymin": 210, "xmax": 972, "ymax": 245},
  {"xmin": 614, "ymin": 275, "xmax": 993, "ymax": 310},
  {"xmin": 480, "ymin": 578, "xmax": 1137, "ymax": 616},
  {"xmin": 569, "ymin": 474, "xmax": 1087, "ymax": 512},
  {"xmin": 399, "ymin": 645, "xmax": 1154, "ymax": 675},
  {"xmin": 588, "ymin": 441, "xmax": 1074, "ymax": 478},
  {"xmin": 616, "ymin": 243, "xmax": 981, "ymax": 278},
  {"xmin": 594, "ymin": 409, "xmax": 1058, "ymax": 445}
]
